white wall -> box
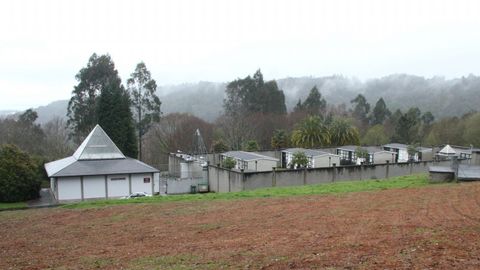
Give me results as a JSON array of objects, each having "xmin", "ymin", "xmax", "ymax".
[
  {"xmin": 57, "ymin": 177, "xmax": 81, "ymax": 201},
  {"xmin": 397, "ymin": 149, "xmax": 409, "ymax": 162},
  {"xmin": 131, "ymin": 173, "xmax": 154, "ymax": 195},
  {"xmin": 252, "ymin": 160, "xmax": 278, "ymax": 171},
  {"xmin": 50, "ymin": 178, "xmax": 57, "ymax": 199},
  {"xmin": 373, "ymin": 152, "xmax": 396, "ymax": 164},
  {"xmin": 314, "ymin": 155, "xmax": 341, "ymax": 168},
  {"xmin": 154, "ymin": 173, "xmax": 160, "ymax": 193},
  {"xmin": 55, "ymin": 173, "xmax": 160, "ymax": 201},
  {"xmin": 83, "ymin": 175, "xmax": 106, "ymax": 199},
  {"xmin": 107, "ymin": 174, "xmax": 129, "ymax": 198}
]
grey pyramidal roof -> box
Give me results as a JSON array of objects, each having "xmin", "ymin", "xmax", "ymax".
[
  {"xmin": 73, "ymin": 125, "xmax": 125, "ymax": 160},
  {"xmin": 45, "ymin": 125, "xmax": 159, "ymax": 177}
]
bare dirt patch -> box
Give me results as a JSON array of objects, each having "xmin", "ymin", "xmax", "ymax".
[{"xmin": 2, "ymin": 183, "xmax": 480, "ymax": 269}]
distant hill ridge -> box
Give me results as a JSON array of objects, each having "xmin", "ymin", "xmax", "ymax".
[{"xmin": 5, "ymin": 74, "xmax": 479, "ymax": 124}]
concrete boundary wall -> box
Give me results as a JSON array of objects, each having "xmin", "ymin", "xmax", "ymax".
[
  {"xmin": 208, "ymin": 160, "xmax": 453, "ymax": 193},
  {"xmin": 166, "ymin": 178, "xmax": 207, "ymax": 194}
]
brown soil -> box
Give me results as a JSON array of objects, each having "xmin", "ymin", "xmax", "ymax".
[{"xmin": 2, "ymin": 183, "xmax": 480, "ymax": 269}]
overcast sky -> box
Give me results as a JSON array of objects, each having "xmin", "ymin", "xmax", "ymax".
[{"xmin": 1, "ymin": 0, "xmax": 479, "ymax": 110}]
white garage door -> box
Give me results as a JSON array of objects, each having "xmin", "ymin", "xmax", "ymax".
[
  {"xmin": 83, "ymin": 176, "xmax": 106, "ymax": 199},
  {"xmin": 58, "ymin": 177, "xmax": 81, "ymax": 200},
  {"xmin": 107, "ymin": 175, "xmax": 129, "ymax": 198}
]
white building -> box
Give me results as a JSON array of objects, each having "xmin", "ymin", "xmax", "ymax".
[
  {"xmin": 45, "ymin": 125, "xmax": 159, "ymax": 202},
  {"xmin": 281, "ymin": 148, "xmax": 341, "ymax": 169},
  {"xmin": 383, "ymin": 143, "xmax": 434, "ymax": 162},
  {"xmin": 220, "ymin": 151, "xmax": 279, "ymax": 172},
  {"xmin": 436, "ymin": 144, "xmax": 474, "ymax": 160},
  {"xmin": 383, "ymin": 143, "xmax": 410, "ymax": 162},
  {"xmin": 168, "ymin": 152, "xmax": 206, "ymax": 179},
  {"xmin": 336, "ymin": 146, "xmax": 397, "ymax": 165}
]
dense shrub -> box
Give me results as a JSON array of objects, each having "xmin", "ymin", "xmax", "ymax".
[
  {"xmin": 0, "ymin": 144, "xmax": 41, "ymax": 202},
  {"xmin": 211, "ymin": 140, "xmax": 229, "ymax": 153},
  {"xmin": 222, "ymin": 157, "xmax": 237, "ymax": 170},
  {"xmin": 290, "ymin": 151, "xmax": 309, "ymax": 169},
  {"xmin": 243, "ymin": 140, "xmax": 259, "ymax": 152}
]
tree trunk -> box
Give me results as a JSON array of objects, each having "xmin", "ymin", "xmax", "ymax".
[{"xmin": 138, "ymin": 102, "xmax": 142, "ymax": 161}]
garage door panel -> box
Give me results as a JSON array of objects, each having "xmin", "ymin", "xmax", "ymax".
[
  {"xmin": 108, "ymin": 175, "xmax": 129, "ymax": 198},
  {"xmin": 83, "ymin": 176, "xmax": 106, "ymax": 199},
  {"xmin": 58, "ymin": 177, "xmax": 81, "ymax": 200}
]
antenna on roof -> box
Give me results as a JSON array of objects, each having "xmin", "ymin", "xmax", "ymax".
[{"xmin": 192, "ymin": 129, "xmax": 208, "ymax": 158}]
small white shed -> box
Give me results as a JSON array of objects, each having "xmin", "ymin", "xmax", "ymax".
[
  {"xmin": 220, "ymin": 151, "xmax": 279, "ymax": 172},
  {"xmin": 337, "ymin": 145, "xmax": 397, "ymax": 165},
  {"xmin": 45, "ymin": 125, "xmax": 159, "ymax": 202},
  {"xmin": 383, "ymin": 143, "xmax": 411, "ymax": 162}
]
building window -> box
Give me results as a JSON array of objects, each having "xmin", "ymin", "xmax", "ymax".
[
  {"xmin": 144, "ymin": 177, "xmax": 151, "ymax": 183},
  {"xmin": 111, "ymin": 177, "xmax": 126, "ymax": 181},
  {"xmin": 338, "ymin": 149, "xmax": 349, "ymax": 161}
]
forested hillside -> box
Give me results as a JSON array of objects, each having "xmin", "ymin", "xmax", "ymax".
[
  {"xmin": 6, "ymin": 74, "xmax": 479, "ymax": 124},
  {"xmin": 278, "ymin": 74, "xmax": 480, "ymax": 118}
]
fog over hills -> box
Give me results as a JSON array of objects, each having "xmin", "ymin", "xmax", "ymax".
[{"xmin": 4, "ymin": 74, "xmax": 479, "ymax": 124}]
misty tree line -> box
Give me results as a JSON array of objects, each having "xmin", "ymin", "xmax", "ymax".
[{"xmin": 1, "ymin": 55, "xmax": 480, "ymax": 172}]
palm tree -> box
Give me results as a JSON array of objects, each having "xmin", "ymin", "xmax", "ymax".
[
  {"xmin": 329, "ymin": 118, "xmax": 360, "ymax": 146},
  {"xmin": 271, "ymin": 129, "xmax": 290, "ymax": 149},
  {"xmin": 291, "ymin": 116, "xmax": 330, "ymax": 148}
]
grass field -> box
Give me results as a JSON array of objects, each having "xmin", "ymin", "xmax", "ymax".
[
  {"xmin": 0, "ymin": 202, "xmax": 27, "ymax": 210},
  {"xmin": 65, "ymin": 173, "xmax": 432, "ymax": 209}
]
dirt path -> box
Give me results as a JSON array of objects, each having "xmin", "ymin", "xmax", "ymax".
[{"xmin": 1, "ymin": 183, "xmax": 480, "ymax": 269}]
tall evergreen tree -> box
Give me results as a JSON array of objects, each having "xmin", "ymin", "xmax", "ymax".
[
  {"xmin": 371, "ymin": 97, "xmax": 391, "ymax": 125},
  {"xmin": 67, "ymin": 53, "xmax": 122, "ymax": 142},
  {"xmin": 97, "ymin": 82, "xmax": 138, "ymax": 158},
  {"xmin": 351, "ymin": 94, "xmax": 370, "ymax": 124},
  {"xmin": 222, "ymin": 70, "xmax": 286, "ymax": 150},
  {"xmin": 394, "ymin": 107, "xmax": 421, "ymax": 144},
  {"xmin": 127, "ymin": 62, "xmax": 162, "ymax": 160},
  {"xmin": 16, "ymin": 109, "xmax": 45, "ymax": 155},
  {"xmin": 260, "ymin": 81, "xmax": 287, "ymax": 114},
  {"xmin": 224, "ymin": 69, "xmax": 286, "ymax": 116},
  {"xmin": 421, "ymin": 112, "xmax": 435, "ymax": 125},
  {"xmin": 293, "ymin": 99, "xmax": 304, "ymax": 113},
  {"xmin": 302, "ymin": 85, "xmax": 327, "ymax": 115},
  {"xmin": 293, "ymin": 86, "xmax": 327, "ymax": 116}
]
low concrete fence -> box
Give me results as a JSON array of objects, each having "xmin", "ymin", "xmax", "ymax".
[
  {"xmin": 208, "ymin": 160, "xmax": 452, "ymax": 193},
  {"xmin": 165, "ymin": 177, "xmax": 208, "ymax": 194}
]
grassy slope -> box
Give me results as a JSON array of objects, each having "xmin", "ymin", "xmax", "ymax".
[
  {"xmin": 64, "ymin": 174, "xmax": 434, "ymax": 209},
  {"xmin": 0, "ymin": 202, "xmax": 28, "ymax": 210}
]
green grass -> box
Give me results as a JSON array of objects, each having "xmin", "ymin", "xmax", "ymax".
[
  {"xmin": 63, "ymin": 174, "xmax": 434, "ymax": 209},
  {"xmin": 0, "ymin": 202, "xmax": 28, "ymax": 210}
]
